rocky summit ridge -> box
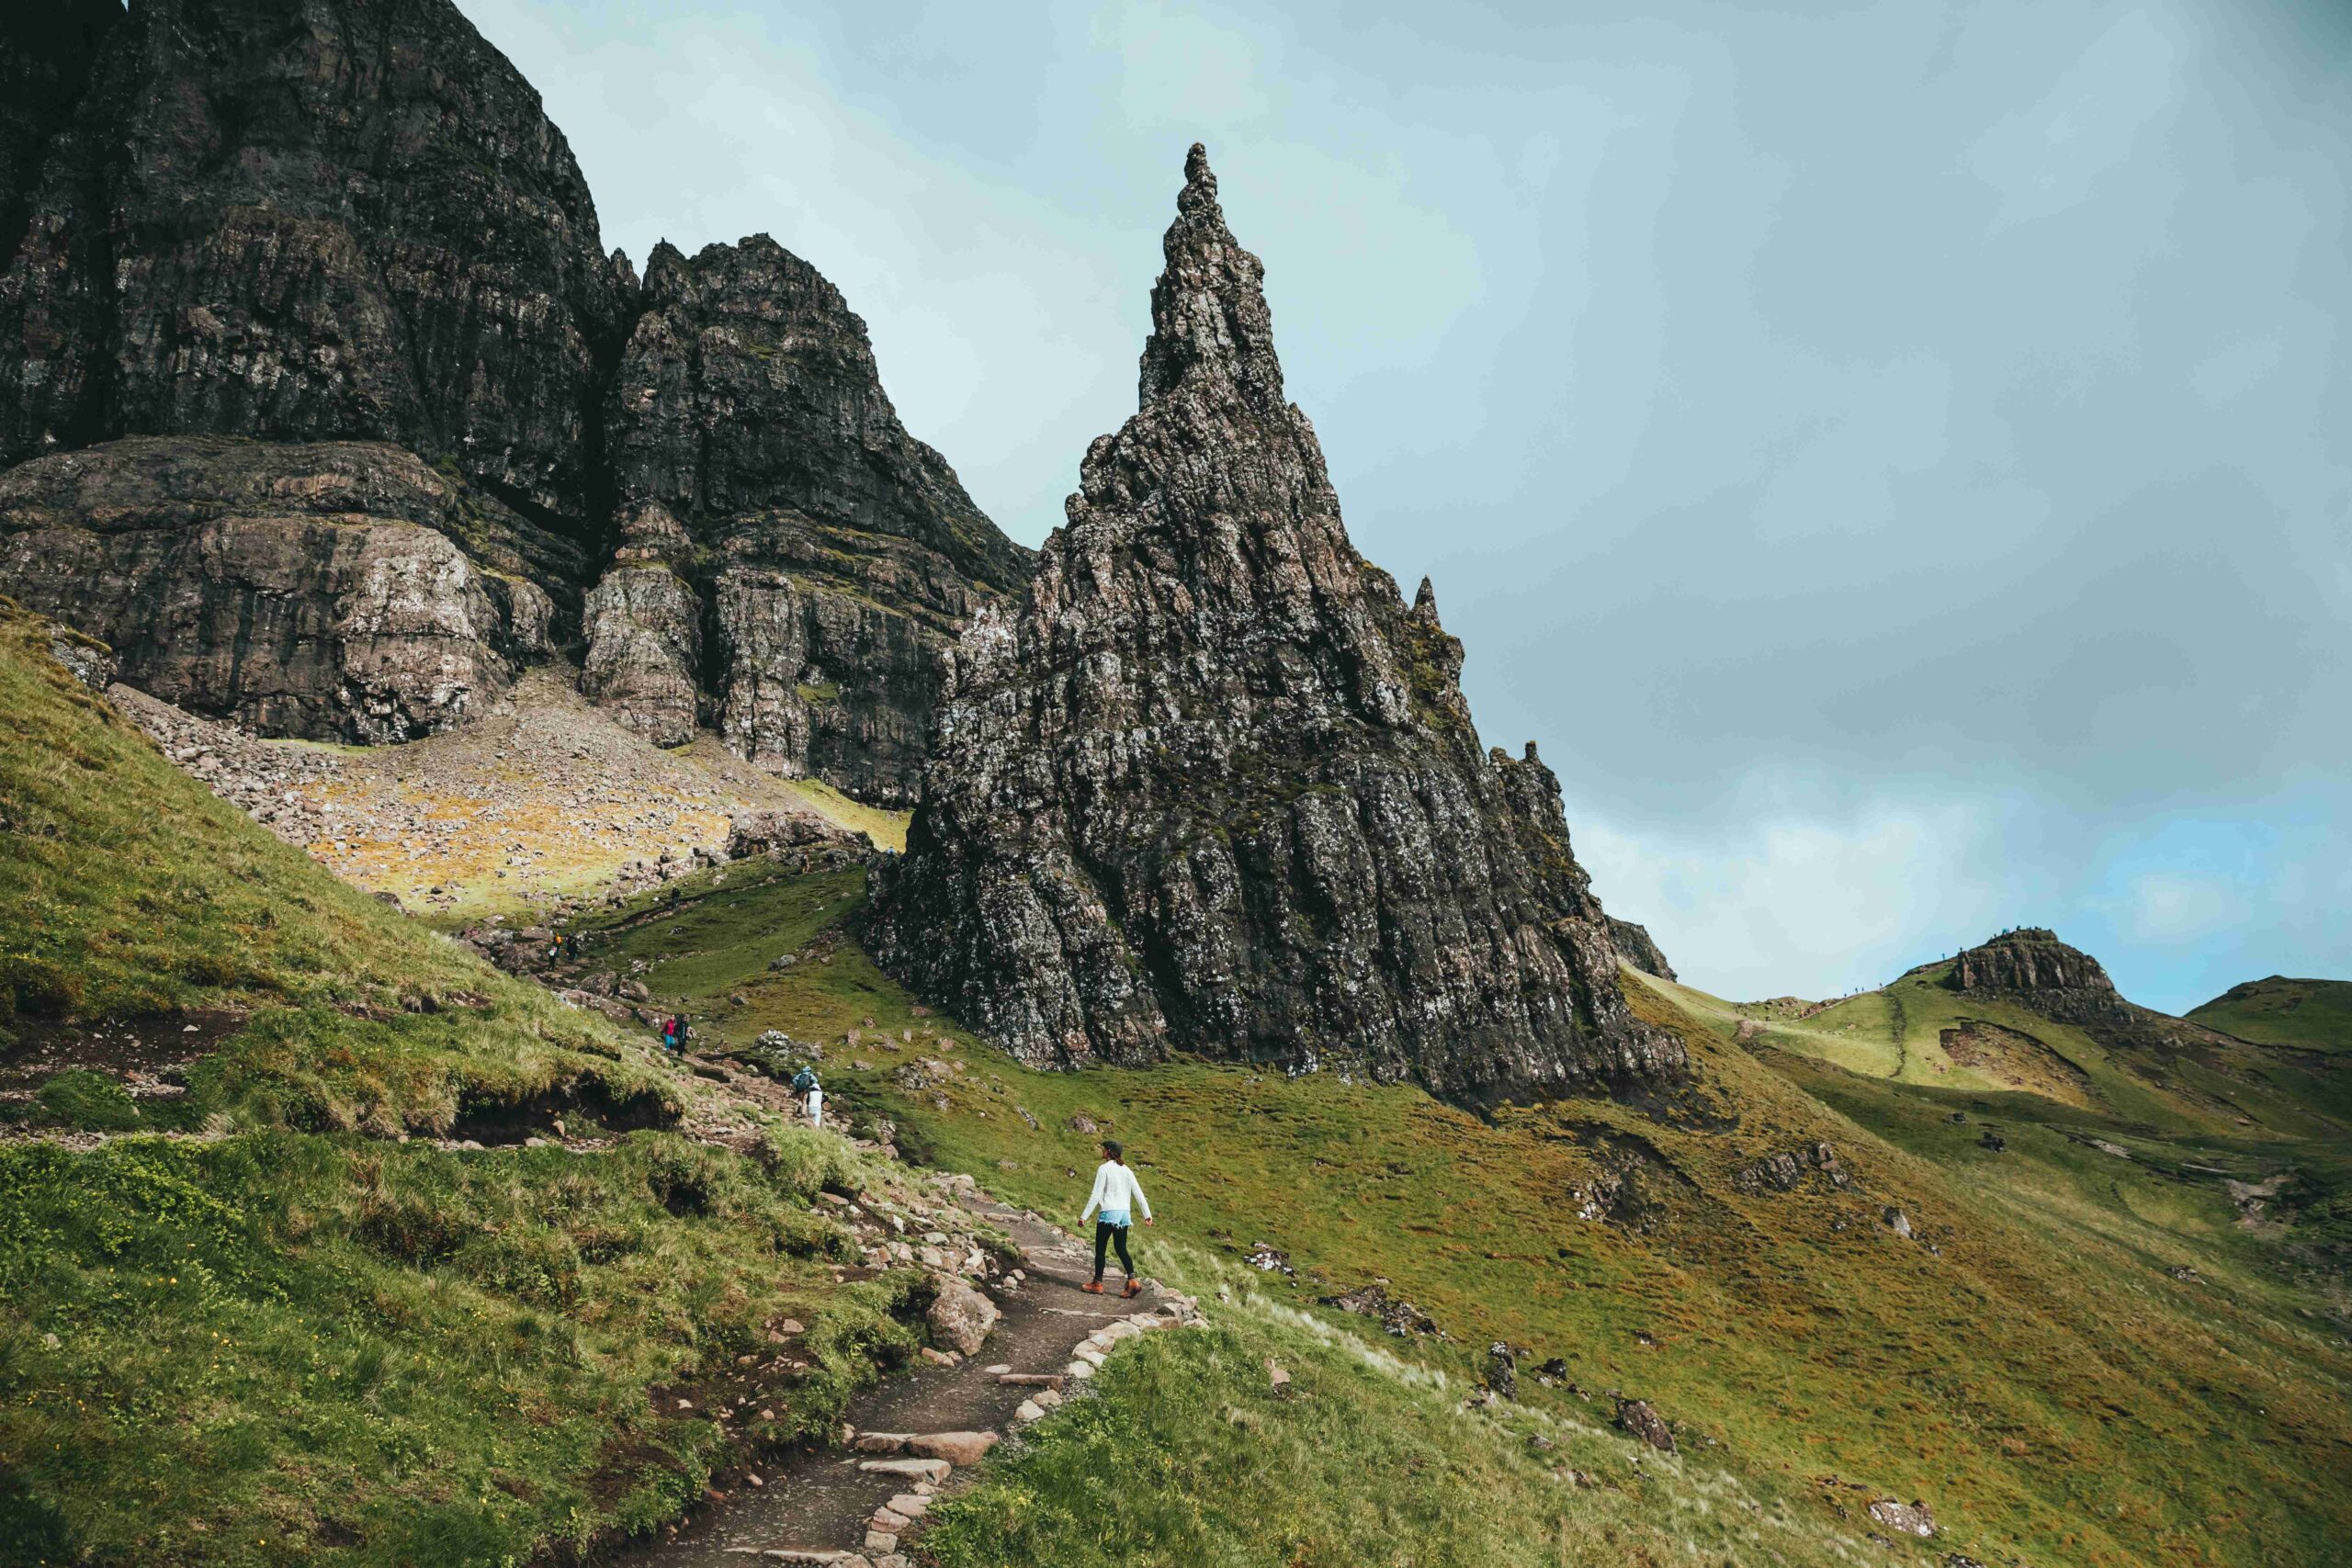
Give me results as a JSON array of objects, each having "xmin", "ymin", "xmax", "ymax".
[
  {"xmin": 872, "ymin": 146, "xmax": 1682, "ymax": 1107},
  {"xmin": 0, "ymin": 0, "xmax": 1027, "ymax": 790}
]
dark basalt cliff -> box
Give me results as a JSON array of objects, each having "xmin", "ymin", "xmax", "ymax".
[
  {"xmin": 871, "ymin": 146, "xmax": 1682, "ymax": 1106},
  {"xmin": 585, "ymin": 236, "xmax": 1031, "ymax": 800},
  {"xmin": 0, "ymin": 0, "xmax": 1025, "ymax": 784},
  {"xmin": 0, "ymin": 0, "xmax": 628, "ymax": 522}
]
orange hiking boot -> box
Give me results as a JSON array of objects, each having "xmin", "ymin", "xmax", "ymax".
[
  {"xmin": 1123, "ymin": 1279, "xmax": 1143, "ymax": 1299},
  {"xmin": 1082, "ymin": 1280, "xmax": 1105, "ymax": 1294}
]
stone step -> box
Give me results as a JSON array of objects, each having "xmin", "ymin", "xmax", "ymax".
[
  {"xmin": 996, "ymin": 1372, "xmax": 1065, "ymax": 1389},
  {"xmin": 906, "ymin": 1430, "xmax": 999, "ymax": 1466},
  {"xmin": 856, "ymin": 1456, "xmax": 951, "ymax": 1483}
]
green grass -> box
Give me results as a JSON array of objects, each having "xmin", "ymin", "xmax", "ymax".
[
  {"xmin": 923, "ymin": 1249, "xmax": 1852, "ymax": 1568},
  {"xmin": 2190, "ymin": 976, "xmax": 2352, "ymax": 1054},
  {"xmin": 0, "ymin": 1128, "xmax": 915, "ymax": 1566},
  {"xmin": 0, "ymin": 604, "xmax": 944, "ymax": 1565},
  {"xmin": 568, "ymin": 860, "xmax": 2352, "ymax": 1568}
]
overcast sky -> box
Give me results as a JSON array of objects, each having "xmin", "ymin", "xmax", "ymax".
[{"xmin": 465, "ymin": 0, "xmax": 2349, "ymax": 1014}]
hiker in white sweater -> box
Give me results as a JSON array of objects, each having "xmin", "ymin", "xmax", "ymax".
[{"xmin": 1080, "ymin": 1140, "xmax": 1153, "ymax": 1298}]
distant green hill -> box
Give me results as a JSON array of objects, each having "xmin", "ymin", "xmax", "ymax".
[{"xmin": 2190, "ymin": 976, "xmax": 2352, "ymax": 1054}]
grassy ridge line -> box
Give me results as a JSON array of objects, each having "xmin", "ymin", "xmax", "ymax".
[
  {"xmin": 564, "ymin": 861, "xmax": 2352, "ymax": 1567},
  {"xmin": 0, "ymin": 607, "xmax": 940, "ymax": 1565},
  {"xmin": 2188, "ymin": 977, "xmax": 2352, "ymax": 1055}
]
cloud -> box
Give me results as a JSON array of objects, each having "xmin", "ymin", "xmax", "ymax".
[{"xmin": 1576, "ymin": 780, "xmax": 2022, "ymax": 1002}]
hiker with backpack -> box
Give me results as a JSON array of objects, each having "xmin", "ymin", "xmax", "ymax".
[
  {"xmin": 1080, "ymin": 1140, "xmax": 1152, "ymax": 1298},
  {"xmin": 790, "ymin": 1064, "xmax": 823, "ymax": 1129},
  {"xmin": 660, "ymin": 1014, "xmax": 684, "ymax": 1055}
]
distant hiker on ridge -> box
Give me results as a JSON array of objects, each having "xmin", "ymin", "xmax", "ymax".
[
  {"xmin": 1080, "ymin": 1140, "xmax": 1152, "ymax": 1298},
  {"xmin": 791, "ymin": 1063, "xmax": 823, "ymax": 1130}
]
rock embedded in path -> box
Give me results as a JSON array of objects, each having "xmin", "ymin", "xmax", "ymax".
[
  {"xmin": 926, "ymin": 1275, "xmax": 1000, "ymax": 1356},
  {"xmin": 856, "ymin": 1456, "xmax": 950, "ymax": 1483},
  {"xmin": 906, "ymin": 1431, "xmax": 999, "ymax": 1466},
  {"xmin": 869, "ymin": 143, "xmax": 1682, "ymax": 1109}
]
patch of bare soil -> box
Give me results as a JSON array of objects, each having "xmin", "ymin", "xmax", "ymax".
[
  {"xmin": 0, "ymin": 1007, "xmax": 246, "ymax": 1094},
  {"xmin": 1939, "ymin": 1020, "xmax": 2098, "ymax": 1109}
]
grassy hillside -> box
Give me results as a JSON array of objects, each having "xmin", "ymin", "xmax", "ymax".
[
  {"xmin": 563, "ymin": 858, "xmax": 2352, "ymax": 1568},
  {"xmin": 2190, "ymin": 976, "xmax": 2352, "ymax": 1054},
  {"xmin": 0, "ymin": 604, "xmax": 945, "ymax": 1566}
]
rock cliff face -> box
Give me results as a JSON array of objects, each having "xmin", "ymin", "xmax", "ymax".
[
  {"xmin": 0, "ymin": 1, "xmax": 119, "ymax": 266},
  {"xmin": 1606, "ymin": 918, "xmax": 1678, "ymax": 983},
  {"xmin": 0, "ymin": 0, "xmax": 629, "ymax": 525},
  {"xmin": 586, "ymin": 237, "xmax": 1030, "ymax": 796},
  {"xmin": 0, "ymin": 437, "xmax": 558, "ymax": 739},
  {"xmin": 871, "ymin": 147, "xmax": 1682, "ymax": 1107},
  {"xmin": 1946, "ymin": 929, "xmax": 2126, "ymax": 1021},
  {"xmin": 0, "ymin": 0, "xmax": 1027, "ymax": 784}
]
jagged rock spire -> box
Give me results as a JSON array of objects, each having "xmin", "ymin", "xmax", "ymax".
[
  {"xmin": 873, "ymin": 145, "xmax": 1682, "ymax": 1108},
  {"xmin": 1138, "ymin": 144, "xmax": 1287, "ymax": 409}
]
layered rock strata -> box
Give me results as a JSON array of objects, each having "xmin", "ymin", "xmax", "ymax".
[
  {"xmin": 872, "ymin": 146, "xmax": 1682, "ymax": 1106},
  {"xmin": 1944, "ymin": 927, "xmax": 2248, "ymax": 1065},
  {"xmin": 0, "ymin": 437, "xmax": 560, "ymax": 740}
]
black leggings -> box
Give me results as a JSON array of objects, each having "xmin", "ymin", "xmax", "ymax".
[{"xmin": 1092, "ymin": 1221, "xmax": 1135, "ymax": 1280}]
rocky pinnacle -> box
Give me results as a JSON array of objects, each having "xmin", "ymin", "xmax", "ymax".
[{"xmin": 871, "ymin": 145, "xmax": 1684, "ymax": 1107}]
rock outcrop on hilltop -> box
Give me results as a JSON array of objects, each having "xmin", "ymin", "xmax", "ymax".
[
  {"xmin": 0, "ymin": 438, "xmax": 562, "ymax": 739},
  {"xmin": 871, "ymin": 146, "xmax": 1682, "ymax": 1107},
  {"xmin": 1946, "ymin": 929, "xmax": 2131, "ymax": 1024},
  {"xmin": 0, "ymin": 0, "xmax": 1028, "ymax": 787},
  {"xmin": 586, "ymin": 237, "xmax": 1031, "ymax": 797},
  {"xmin": 1945, "ymin": 927, "xmax": 2250, "ymax": 1065}
]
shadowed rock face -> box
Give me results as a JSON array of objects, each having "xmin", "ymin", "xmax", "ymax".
[
  {"xmin": 585, "ymin": 236, "xmax": 1030, "ymax": 796},
  {"xmin": 0, "ymin": 0, "xmax": 629, "ymax": 525},
  {"xmin": 0, "ymin": 437, "xmax": 561, "ymax": 740},
  {"xmin": 0, "ymin": 0, "xmax": 119, "ymax": 267},
  {"xmin": 0, "ymin": 0, "xmax": 1029, "ymax": 786},
  {"xmin": 1944, "ymin": 927, "xmax": 2254, "ymax": 1068},
  {"xmin": 871, "ymin": 146, "xmax": 1683, "ymax": 1107}
]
